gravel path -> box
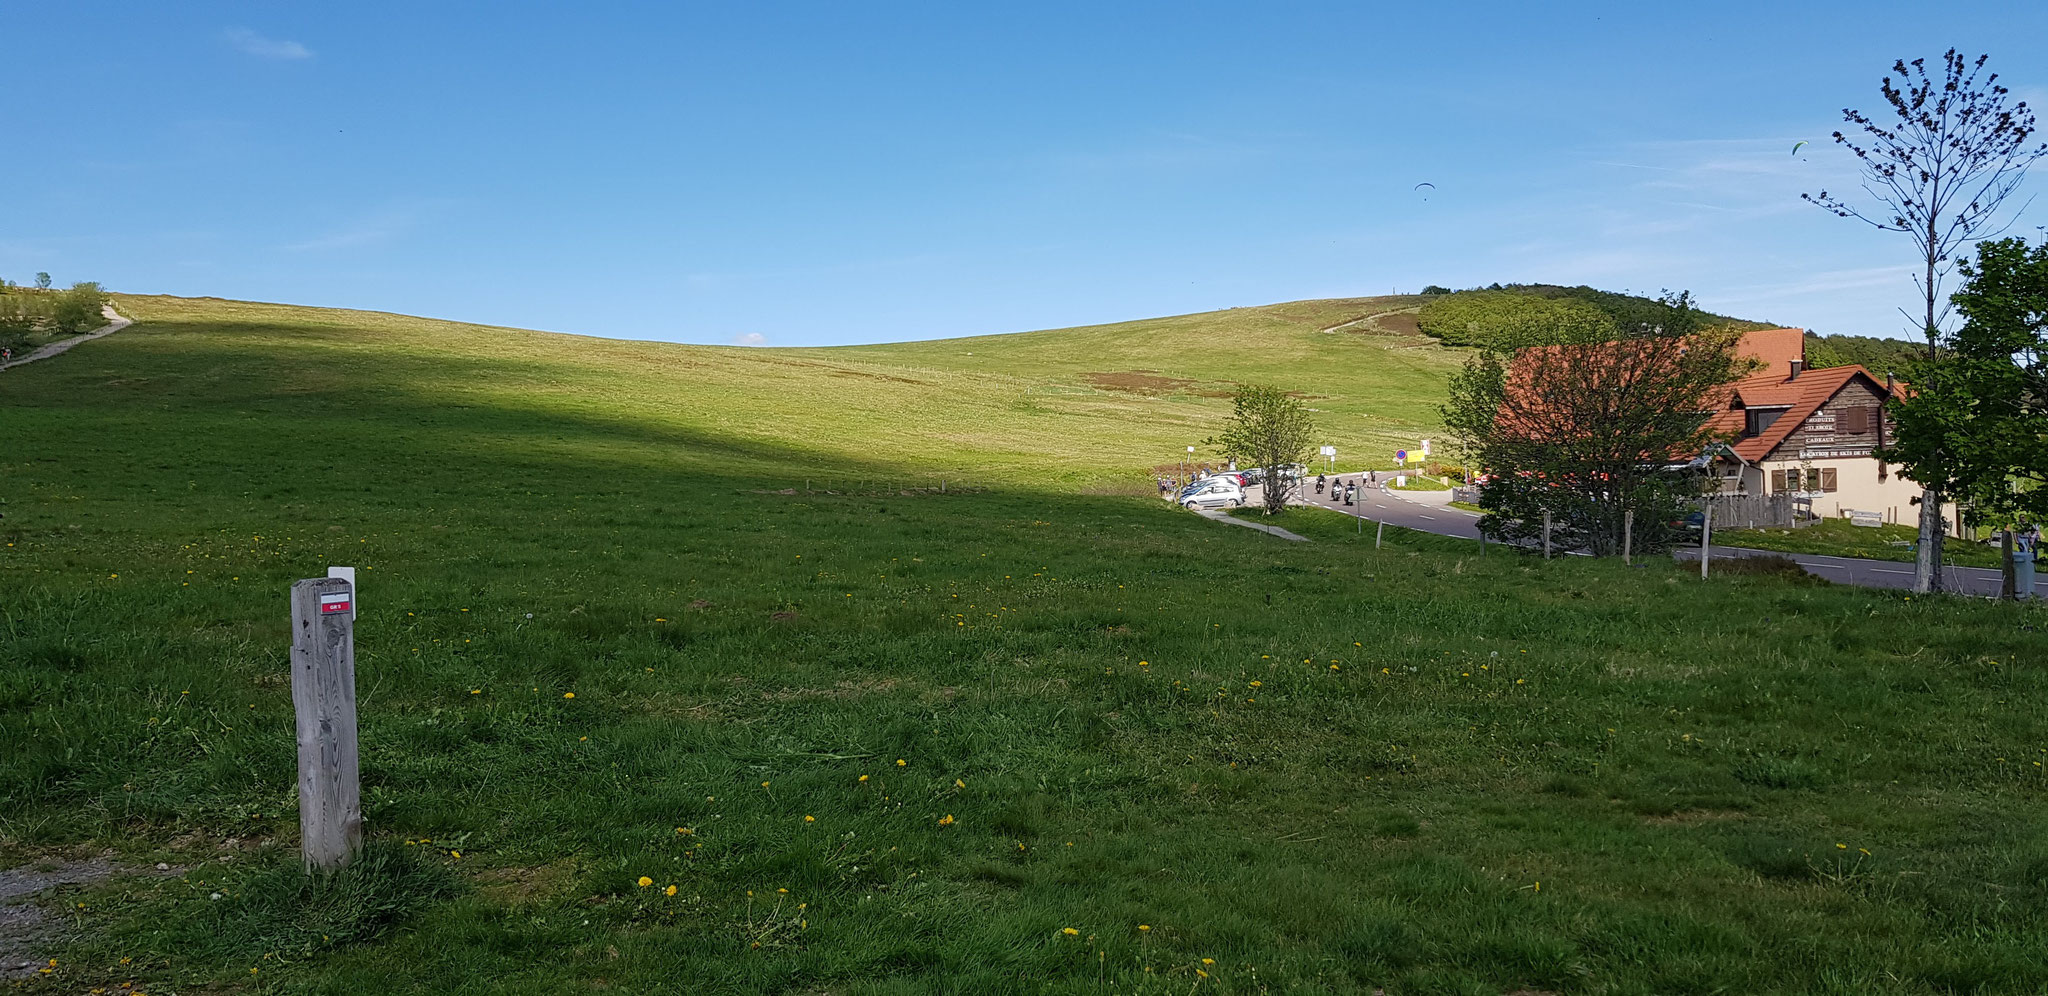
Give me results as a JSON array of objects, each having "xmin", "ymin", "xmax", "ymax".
[{"xmin": 0, "ymin": 303, "xmax": 131, "ymax": 372}]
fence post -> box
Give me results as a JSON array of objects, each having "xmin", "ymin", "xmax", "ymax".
[
  {"xmin": 1543, "ymin": 510, "xmax": 1552, "ymax": 560},
  {"xmin": 1699, "ymin": 503, "xmax": 1713, "ymax": 580},
  {"xmin": 1623, "ymin": 509, "xmax": 1633, "ymax": 566},
  {"xmin": 291, "ymin": 576, "xmax": 363, "ymax": 870},
  {"xmin": 1375, "ymin": 520, "xmax": 1384, "ymax": 550}
]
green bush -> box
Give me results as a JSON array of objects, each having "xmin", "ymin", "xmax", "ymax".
[{"xmin": 50, "ymin": 281, "xmax": 107, "ymax": 334}]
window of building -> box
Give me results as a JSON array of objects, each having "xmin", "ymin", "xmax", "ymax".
[
  {"xmin": 1745, "ymin": 406, "xmax": 1790, "ymax": 437},
  {"xmin": 1820, "ymin": 467, "xmax": 1837, "ymax": 492}
]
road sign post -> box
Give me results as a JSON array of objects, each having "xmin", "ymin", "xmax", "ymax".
[
  {"xmin": 1623, "ymin": 509, "xmax": 1634, "ymax": 565},
  {"xmin": 1700, "ymin": 503, "xmax": 1713, "ymax": 579},
  {"xmin": 291, "ymin": 576, "xmax": 363, "ymax": 870},
  {"xmin": 1543, "ymin": 510, "xmax": 1553, "ymax": 560}
]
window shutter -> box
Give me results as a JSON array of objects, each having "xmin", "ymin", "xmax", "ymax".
[
  {"xmin": 1771, "ymin": 469, "xmax": 1787, "ymax": 492},
  {"xmin": 1820, "ymin": 468, "xmax": 1838, "ymax": 492},
  {"xmin": 1840, "ymin": 408, "xmax": 1869, "ymax": 433}
]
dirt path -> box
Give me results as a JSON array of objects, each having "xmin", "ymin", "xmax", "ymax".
[
  {"xmin": 1195, "ymin": 507, "xmax": 1309, "ymax": 541},
  {"xmin": 0, "ymin": 303, "xmax": 131, "ymax": 372}
]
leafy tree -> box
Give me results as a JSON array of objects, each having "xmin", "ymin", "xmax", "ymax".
[
  {"xmin": 49, "ymin": 282, "xmax": 107, "ymax": 335},
  {"xmin": 1803, "ymin": 333, "xmax": 1923, "ymax": 374},
  {"xmin": 0, "ymin": 284, "xmax": 53, "ymax": 339},
  {"xmin": 1416, "ymin": 285, "xmax": 1763, "ymax": 351},
  {"xmin": 1220, "ymin": 384, "xmax": 1315, "ymax": 515},
  {"xmin": 1416, "ymin": 290, "xmax": 1613, "ymax": 349},
  {"xmin": 1420, "ymin": 285, "xmax": 1453, "ymax": 295},
  {"xmin": 1804, "ymin": 51, "xmax": 2046, "ymax": 593},
  {"xmin": 1441, "ymin": 295, "xmax": 1751, "ymax": 556},
  {"xmin": 34, "ymin": 272, "xmax": 51, "ymax": 290},
  {"xmin": 1886, "ymin": 239, "xmax": 2048, "ymax": 557}
]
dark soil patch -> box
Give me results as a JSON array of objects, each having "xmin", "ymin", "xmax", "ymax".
[
  {"xmin": 1083, "ymin": 371, "xmax": 1197, "ymax": 395},
  {"xmin": 1372, "ymin": 311, "xmax": 1420, "ymax": 335}
]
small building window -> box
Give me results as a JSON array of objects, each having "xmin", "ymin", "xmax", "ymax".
[{"xmin": 1745, "ymin": 406, "xmax": 1789, "ymax": 437}]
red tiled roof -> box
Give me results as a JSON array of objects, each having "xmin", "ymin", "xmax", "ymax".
[
  {"xmin": 1708, "ymin": 364, "xmax": 1888, "ymax": 462},
  {"xmin": 1736, "ymin": 327, "xmax": 1806, "ymax": 380},
  {"xmin": 1495, "ymin": 325, "xmax": 1891, "ymax": 464}
]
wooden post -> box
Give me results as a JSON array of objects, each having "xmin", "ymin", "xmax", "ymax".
[
  {"xmin": 1623, "ymin": 509, "xmax": 1634, "ymax": 565},
  {"xmin": 1699, "ymin": 503, "xmax": 1712, "ymax": 580},
  {"xmin": 291, "ymin": 576, "xmax": 363, "ymax": 870},
  {"xmin": 1543, "ymin": 510, "xmax": 1552, "ymax": 560},
  {"xmin": 1375, "ymin": 520, "xmax": 1384, "ymax": 549}
]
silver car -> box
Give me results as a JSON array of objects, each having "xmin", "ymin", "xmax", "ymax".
[{"xmin": 1181, "ymin": 479, "xmax": 1246, "ymax": 509}]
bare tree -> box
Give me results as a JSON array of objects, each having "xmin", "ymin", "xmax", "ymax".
[{"xmin": 1804, "ymin": 51, "xmax": 2047, "ymax": 593}]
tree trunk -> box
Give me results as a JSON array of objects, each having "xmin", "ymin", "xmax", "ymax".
[
  {"xmin": 2001, "ymin": 527, "xmax": 2016, "ymax": 600},
  {"xmin": 1913, "ymin": 490, "xmax": 1945, "ymax": 593}
]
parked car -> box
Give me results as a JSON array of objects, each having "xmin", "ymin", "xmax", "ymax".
[{"xmin": 1181, "ymin": 479, "xmax": 1246, "ymax": 510}]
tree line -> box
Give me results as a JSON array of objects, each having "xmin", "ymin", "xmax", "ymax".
[
  {"xmin": 0, "ymin": 276, "xmax": 109, "ymax": 350},
  {"xmin": 1416, "ymin": 283, "xmax": 1931, "ymax": 376}
]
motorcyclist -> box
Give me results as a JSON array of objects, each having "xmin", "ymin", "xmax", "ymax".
[{"xmin": 1315, "ymin": 474, "xmax": 1326, "ymax": 495}]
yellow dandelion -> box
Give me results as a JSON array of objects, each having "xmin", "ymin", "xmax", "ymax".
[
  {"xmin": 562, "ymin": 692, "xmax": 575, "ymax": 699},
  {"xmin": 804, "ymin": 815, "xmax": 816, "ymax": 823},
  {"xmin": 665, "ymin": 885, "xmax": 677, "ymax": 896},
  {"xmin": 938, "ymin": 814, "xmax": 955, "ymax": 826},
  {"xmin": 896, "ymin": 759, "xmax": 907, "ymax": 766},
  {"xmin": 676, "ymin": 827, "xmax": 693, "ymax": 835},
  {"xmin": 858, "ymin": 774, "xmax": 869, "ymax": 782},
  {"xmin": 954, "ymin": 778, "xmax": 965, "ymax": 788},
  {"xmin": 1062, "ymin": 927, "xmax": 1080, "ymax": 936},
  {"xmin": 1201, "ymin": 958, "xmax": 1214, "ymax": 965},
  {"xmin": 637, "ymin": 876, "xmax": 653, "ymax": 887},
  {"xmin": 1138, "ymin": 924, "xmax": 1151, "ymax": 931}
]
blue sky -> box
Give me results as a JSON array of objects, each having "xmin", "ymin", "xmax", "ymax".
[{"xmin": 7, "ymin": 2, "xmax": 2046, "ymax": 346}]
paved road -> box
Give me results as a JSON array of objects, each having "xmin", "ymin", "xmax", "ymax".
[
  {"xmin": 1266, "ymin": 472, "xmax": 2010, "ymax": 596},
  {"xmin": 0, "ymin": 304, "xmax": 130, "ymax": 372},
  {"xmin": 1674, "ymin": 545, "xmax": 2003, "ymax": 596},
  {"xmin": 1290, "ymin": 473, "xmax": 1484, "ymax": 540}
]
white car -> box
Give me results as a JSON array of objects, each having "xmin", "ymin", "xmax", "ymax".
[{"xmin": 1181, "ymin": 479, "xmax": 1245, "ymax": 509}]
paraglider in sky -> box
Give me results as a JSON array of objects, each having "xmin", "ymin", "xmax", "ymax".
[
  {"xmin": 1791, "ymin": 141, "xmax": 1808, "ymax": 157},
  {"xmin": 1413, "ymin": 181, "xmax": 1435, "ymax": 201}
]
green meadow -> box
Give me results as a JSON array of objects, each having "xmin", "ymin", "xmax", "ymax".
[{"xmin": 3, "ymin": 297, "xmax": 2047, "ymax": 995}]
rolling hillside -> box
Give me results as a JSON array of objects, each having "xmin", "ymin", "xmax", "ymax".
[
  {"xmin": 4, "ymin": 293, "xmax": 2043, "ymax": 994},
  {"xmin": 72, "ymin": 293, "xmax": 1461, "ymax": 489}
]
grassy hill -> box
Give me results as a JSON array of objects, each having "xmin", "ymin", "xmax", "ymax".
[
  {"xmin": 49, "ymin": 293, "xmax": 1455, "ymax": 498},
  {"xmin": 3, "ymin": 295, "xmax": 2046, "ymax": 994}
]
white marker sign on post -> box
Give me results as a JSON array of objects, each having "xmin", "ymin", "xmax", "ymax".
[{"xmin": 327, "ymin": 566, "xmax": 356, "ymax": 618}]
